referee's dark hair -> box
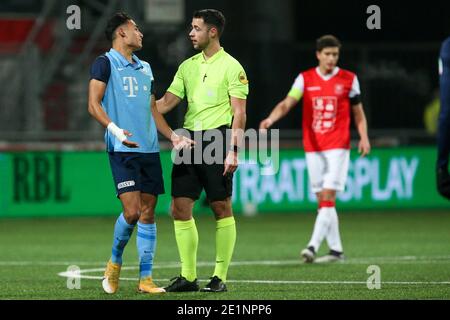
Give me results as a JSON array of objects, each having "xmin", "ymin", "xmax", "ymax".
[
  {"xmin": 105, "ymin": 11, "xmax": 132, "ymax": 42},
  {"xmin": 316, "ymin": 35, "xmax": 342, "ymax": 52},
  {"xmin": 193, "ymin": 9, "xmax": 226, "ymax": 37}
]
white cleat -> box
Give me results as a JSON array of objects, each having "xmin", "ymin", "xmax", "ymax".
[
  {"xmin": 300, "ymin": 247, "xmax": 316, "ymax": 263},
  {"xmin": 102, "ymin": 277, "xmax": 116, "ymax": 294},
  {"xmin": 315, "ymin": 254, "xmax": 345, "ymax": 264}
]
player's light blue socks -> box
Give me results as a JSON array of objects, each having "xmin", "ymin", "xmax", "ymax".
[
  {"xmin": 111, "ymin": 213, "xmax": 135, "ymax": 264},
  {"xmin": 136, "ymin": 222, "xmax": 157, "ymax": 279}
]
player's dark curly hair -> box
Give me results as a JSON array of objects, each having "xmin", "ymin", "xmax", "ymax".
[
  {"xmin": 105, "ymin": 11, "xmax": 132, "ymax": 42},
  {"xmin": 316, "ymin": 35, "xmax": 342, "ymax": 51},
  {"xmin": 193, "ymin": 9, "xmax": 226, "ymax": 37}
]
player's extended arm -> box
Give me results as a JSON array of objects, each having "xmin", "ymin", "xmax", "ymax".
[
  {"xmin": 223, "ymin": 97, "xmax": 247, "ymax": 175},
  {"xmin": 156, "ymin": 92, "xmax": 182, "ymax": 114},
  {"xmin": 259, "ymin": 96, "xmax": 298, "ymax": 129},
  {"xmin": 352, "ymin": 103, "xmax": 371, "ymax": 157},
  {"xmin": 88, "ymin": 79, "xmax": 139, "ymax": 148},
  {"xmin": 151, "ymin": 95, "xmax": 194, "ymax": 150}
]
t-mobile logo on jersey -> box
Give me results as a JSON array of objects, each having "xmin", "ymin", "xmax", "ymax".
[{"xmin": 123, "ymin": 77, "xmax": 139, "ymax": 97}]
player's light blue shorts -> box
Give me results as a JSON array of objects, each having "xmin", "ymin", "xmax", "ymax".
[{"xmin": 108, "ymin": 152, "xmax": 165, "ymax": 197}]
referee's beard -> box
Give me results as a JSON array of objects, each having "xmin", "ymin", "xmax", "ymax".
[{"xmin": 192, "ymin": 38, "xmax": 209, "ymax": 51}]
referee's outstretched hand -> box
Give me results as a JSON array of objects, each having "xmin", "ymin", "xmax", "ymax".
[{"xmin": 259, "ymin": 118, "xmax": 273, "ymax": 132}]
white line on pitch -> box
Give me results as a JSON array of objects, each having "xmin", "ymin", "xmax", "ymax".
[
  {"xmin": 3, "ymin": 255, "xmax": 450, "ymax": 267},
  {"xmin": 56, "ymin": 270, "xmax": 450, "ymax": 286}
]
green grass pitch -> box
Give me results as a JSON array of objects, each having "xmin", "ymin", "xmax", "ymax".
[{"xmin": 0, "ymin": 211, "xmax": 449, "ymax": 300}]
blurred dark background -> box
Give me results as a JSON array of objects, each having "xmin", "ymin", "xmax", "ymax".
[{"xmin": 1, "ymin": 0, "xmax": 449, "ymax": 147}]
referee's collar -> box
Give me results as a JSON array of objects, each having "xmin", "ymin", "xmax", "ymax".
[
  {"xmin": 200, "ymin": 47, "xmax": 225, "ymax": 64},
  {"xmin": 108, "ymin": 48, "xmax": 143, "ymax": 70}
]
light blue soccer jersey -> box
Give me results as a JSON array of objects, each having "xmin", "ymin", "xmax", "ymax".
[{"xmin": 102, "ymin": 48, "xmax": 159, "ymax": 153}]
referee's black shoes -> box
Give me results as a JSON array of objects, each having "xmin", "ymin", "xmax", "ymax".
[
  {"xmin": 164, "ymin": 276, "xmax": 199, "ymax": 292},
  {"xmin": 200, "ymin": 276, "xmax": 227, "ymax": 292}
]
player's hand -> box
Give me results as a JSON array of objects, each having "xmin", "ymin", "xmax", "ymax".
[
  {"xmin": 259, "ymin": 118, "xmax": 273, "ymax": 133},
  {"xmin": 437, "ymin": 165, "xmax": 450, "ymax": 199},
  {"xmin": 223, "ymin": 150, "xmax": 238, "ymax": 175},
  {"xmin": 122, "ymin": 130, "xmax": 139, "ymax": 148},
  {"xmin": 358, "ymin": 138, "xmax": 371, "ymax": 157},
  {"xmin": 171, "ymin": 133, "xmax": 195, "ymax": 151}
]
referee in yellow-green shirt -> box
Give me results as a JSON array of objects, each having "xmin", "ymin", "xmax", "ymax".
[{"xmin": 157, "ymin": 9, "xmax": 248, "ymax": 293}]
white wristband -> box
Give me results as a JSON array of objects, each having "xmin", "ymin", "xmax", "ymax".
[{"xmin": 107, "ymin": 122, "xmax": 127, "ymax": 142}]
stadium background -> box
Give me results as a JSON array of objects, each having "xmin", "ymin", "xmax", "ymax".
[{"xmin": 0, "ymin": 0, "xmax": 449, "ymax": 300}]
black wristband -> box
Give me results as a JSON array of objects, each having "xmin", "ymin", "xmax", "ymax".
[{"xmin": 230, "ymin": 145, "xmax": 240, "ymax": 153}]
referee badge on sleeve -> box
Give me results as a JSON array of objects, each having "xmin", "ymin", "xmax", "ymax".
[{"xmin": 239, "ymin": 71, "xmax": 249, "ymax": 84}]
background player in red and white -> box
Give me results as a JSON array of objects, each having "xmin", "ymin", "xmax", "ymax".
[{"xmin": 259, "ymin": 35, "xmax": 370, "ymax": 263}]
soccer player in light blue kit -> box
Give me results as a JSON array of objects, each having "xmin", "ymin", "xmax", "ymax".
[
  {"xmin": 88, "ymin": 12, "xmax": 193, "ymax": 294},
  {"xmin": 437, "ymin": 36, "xmax": 450, "ymax": 199}
]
